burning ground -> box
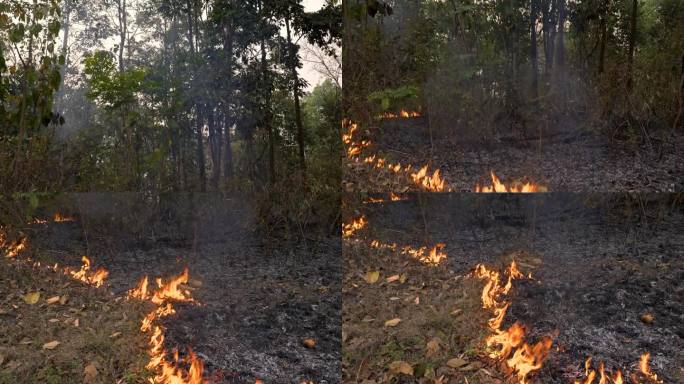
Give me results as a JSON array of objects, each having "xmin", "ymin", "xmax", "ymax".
[
  {"xmin": 1, "ymin": 194, "xmax": 340, "ymax": 383},
  {"xmin": 345, "ymin": 116, "xmax": 683, "ymax": 193},
  {"xmin": 342, "ymin": 193, "xmax": 683, "ymax": 383}
]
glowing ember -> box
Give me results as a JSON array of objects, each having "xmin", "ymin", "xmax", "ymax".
[
  {"xmin": 410, "ymin": 166, "xmax": 448, "ymax": 192},
  {"xmin": 342, "ymin": 216, "xmax": 367, "ymax": 238},
  {"xmin": 379, "ymin": 109, "xmax": 421, "ymax": 119},
  {"xmin": 70, "ymin": 256, "xmax": 109, "ymax": 287},
  {"xmin": 475, "ymin": 171, "xmax": 547, "ymax": 193}
]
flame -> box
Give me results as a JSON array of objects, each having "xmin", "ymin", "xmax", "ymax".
[
  {"xmin": 379, "ymin": 109, "xmax": 421, "ymax": 119},
  {"xmin": 401, "ymin": 244, "xmax": 447, "ymax": 265},
  {"xmin": 475, "ymin": 171, "xmax": 547, "ymax": 193},
  {"xmin": 573, "ymin": 357, "xmax": 630, "ymax": 384},
  {"xmin": 70, "ymin": 256, "xmax": 109, "ymax": 287},
  {"xmin": 4, "ymin": 237, "xmax": 27, "ymax": 258},
  {"xmin": 410, "ymin": 166, "xmax": 448, "ymax": 192},
  {"xmin": 53, "ymin": 213, "xmax": 75, "ymax": 222},
  {"xmin": 474, "ymin": 261, "xmax": 552, "ymax": 383},
  {"xmin": 342, "ymin": 216, "xmax": 367, "ymax": 238},
  {"xmin": 130, "ymin": 269, "xmax": 206, "ymax": 384},
  {"xmin": 639, "ymin": 353, "xmax": 661, "ymax": 383}
]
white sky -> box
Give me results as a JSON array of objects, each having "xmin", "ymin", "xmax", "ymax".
[{"xmin": 299, "ymin": 0, "xmax": 331, "ymax": 91}]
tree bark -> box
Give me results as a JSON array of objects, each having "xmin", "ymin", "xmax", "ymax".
[
  {"xmin": 598, "ymin": 16, "xmax": 607, "ymax": 74},
  {"xmin": 196, "ymin": 105, "xmax": 206, "ymax": 192},
  {"xmin": 222, "ymin": 13, "xmax": 234, "ymax": 180},
  {"xmin": 285, "ymin": 11, "xmax": 306, "ymax": 175},
  {"xmin": 627, "ymin": 0, "xmax": 638, "ymax": 91},
  {"xmin": 530, "ymin": 0, "xmax": 539, "ymax": 98},
  {"xmin": 555, "ymin": 0, "xmax": 565, "ymax": 68}
]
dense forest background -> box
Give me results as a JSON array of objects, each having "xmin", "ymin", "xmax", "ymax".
[
  {"xmin": 1, "ymin": 0, "xmax": 341, "ymax": 227},
  {"xmin": 344, "ymin": 0, "xmax": 683, "ymax": 148}
]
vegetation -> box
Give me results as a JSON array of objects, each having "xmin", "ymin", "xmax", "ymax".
[
  {"xmin": 344, "ymin": 0, "xmax": 684, "ymax": 146},
  {"xmin": 1, "ymin": 0, "xmax": 341, "ymax": 229}
]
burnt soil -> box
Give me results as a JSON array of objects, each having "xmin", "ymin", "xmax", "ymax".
[
  {"xmin": 366, "ymin": 117, "xmax": 683, "ymax": 192},
  {"xmin": 8, "ymin": 193, "xmax": 341, "ymax": 384},
  {"xmin": 346, "ymin": 193, "xmax": 683, "ymax": 383}
]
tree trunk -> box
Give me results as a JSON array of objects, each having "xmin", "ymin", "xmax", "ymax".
[
  {"xmin": 208, "ymin": 107, "xmax": 221, "ymax": 189},
  {"xmin": 223, "ymin": 14, "xmax": 234, "ymax": 180},
  {"xmin": 530, "ymin": 0, "xmax": 539, "ymax": 98},
  {"xmin": 542, "ymin": 0, "xmax": 555, "ymax": 73},
  {"xmin": 261, "ymin": 36, "xmax": 275, "ymax": 183},
  {"xmin": 285, "ymin": 11, "xmax": 306, "ymax": 175},
  {"xmin": 555, "ymin": 0, "xmax": 565, "ymax": 69},
  {"xmin": 55, "ymin": 0, "xmax": 72, "ymax": 108},
  {"xmin": 627, "ymin": 0, "xmax": 638, "ymax": 91},
  {"xmin": 598, "ymin": 16, "xmax": 607, "ymax": 74},
  {"xmin": 118, "ymin": 0, "xmax": 127, "ymax": 72},
  {"xmin": 196, "ymin": 105, "xmax": 206, "ymax": 192}
]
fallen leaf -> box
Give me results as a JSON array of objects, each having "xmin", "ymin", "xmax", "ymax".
[
  {"xmin": 425, "ymin": 338, "xmax": 441, "ymax": 358},
  {"xmin": 83, "ymin": 363, "xmax": 98, "ymax": 382},
  {"xmin": 386, "ymin": 274, "xmax": 400, "ymax": 283},
  {"xmin": 302, "ymin": 338, "xmax": 316, "ymax": 348},
  {"xmin": 48, "ymin": 318, "xmax": 59, "ymax": 323},
  {"xmin": 399, "ymin": 274, "xmax": 407, "ymax": 284},
  {"xmin": 23, "ymin": 292, "xmax": 40, "ymax": 305},
  {"xmin": 42, "ymin": 341, "xmax": 60, "ymax": 350},
  {"xmin": 459, "ymin": 362, "xmax": 482, "ymax": 371},
  {"xmin": 414, "ymin": 296, "xmax": 420, "ymax": 305},
  {"xmin": 59, "ymin": 295, "xmax": 69, "ymax": 305},
  {"xmin": 46, "ymin": 296, "xmax": 60, "ymax": 305},
  {"xmin": 384, "ymin": 318, "xmax": 401, "ymax": 327},
  {"xmin": 73, "ymin": 318, "xmax": 79, "ymax": 327},
  {"xmin": 364, "ymin": 271, "xmax": 380, "ymax": 284},
  {"xmin": 446, "ymin": 358, "xmax": 468, "ymax": 368},
  {"xmin": 389, "ymin": 360, "xmax": 413, "ymax": 376},
  {"xmin": 109, "ymin": 332, "xmax": 121, "ymax": 338},
  {"xmin": 641, "ymin": 313, "xmax": 654, "ymax": 324}
]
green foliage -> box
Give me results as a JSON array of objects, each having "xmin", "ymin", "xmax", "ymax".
[
  {"xmin": 83, "ymin": 51, "xmax": 146, "ymax": 110},
  {"xmin": 368, "ymin": 85, "xmax": 420, "ymax": 112}
]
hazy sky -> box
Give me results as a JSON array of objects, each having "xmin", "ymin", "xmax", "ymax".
[{"xmin": 298, "ymin": 0, "xmax": 334, "ymax": 91}]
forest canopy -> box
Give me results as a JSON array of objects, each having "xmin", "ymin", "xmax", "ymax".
[{"xmin": 0, "ymin": 0, "xmax": 342, "ymax": 216}]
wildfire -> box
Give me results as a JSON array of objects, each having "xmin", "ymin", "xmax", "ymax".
[
  {"xmin": 70, "ymin": 256, "xmax": 109, "ymax": 287},
  {"xmin": 129, "ymin": 268, "xmax": 206, "ymax": 384},
  {"xmin": 639, "ymin": 352, "xmax": 661, "ymax": 383},
  {"xmin": 474, "ymin": 261, "xmax": 553, "ymax": 384},
  {"xmin": 53, "ymin": 213, "xmax": 75, "ymax": 222},
  {"xmin": 342, "ymin": 216, "xmax": 367, "ymax": 238},
  {"xmin": 410, "ymin": 166, "xmax": 448, "ymax": 192},
  {"xmin": 4, "ymin": 236, "xmax": 27, "ymax": 258},
  {"xmin": 379, "ymin": 109, "xmax": 421, "ymax": 119},
  {"xmin": 475, "ymin": 171, "xmax": 547, "ymax": 193},
  {"xmin": 401, "ymin": 244, "xmax": 447, "ymax": 265}
]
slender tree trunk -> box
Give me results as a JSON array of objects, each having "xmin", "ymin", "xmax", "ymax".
[
  {"xmin": 555, "ymin": 0, "xmax": 565, "ymax": 69},
  {"xmin": 285, "ymin": 11, "xmax": 306, "ymax": 175},
  {"xmin": 196, "ymin": 105, "xmax": 206, "ymax": 192},
  {"xmin": 261, "ymin": 36, "xmax": 275, "ymax": 183},
  {"xmin": 208, "ymin": 107, "xmax": 221, "ymax": 189},
  {"xmin": 627, "ymin": 0, "xmax": 638, "ymax": 91},
  {"xmin": 598, "ymin": 16, "xmax": 607, "ymax": 74},
  {"xmin": 55, "ymin": 0, "xmax": 72, "ymax": 108},
  {"xmin": 118, "ymin": 0, "xmax": 127, "ymax": 72},
  {"xmin": 223, "ymin": 16, "xmax": 234, "ymax": 180},
  {"xmin": 530, "ymin": 0, "xmax": 539, "ymax": 98}
]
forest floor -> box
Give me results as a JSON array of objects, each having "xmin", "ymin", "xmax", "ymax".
[
  {"xmin": 346, "ymin": 116, "xmax": 683, "ymax": 192},
  {"xmin": 1, "ymin": 194, "xmax": 341, "ymax": 384},
  {"xmin": 342, "ymin": 194, "xmax": 683, "ymax": 384}
]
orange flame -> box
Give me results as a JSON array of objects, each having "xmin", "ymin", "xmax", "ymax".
[
  {"xmin": 639, "ymin": 353, "xmax": 661, "ymax": 383},
  {"xmin": 410, "ymin": 166, "xmax": 448, "ymax": 192},
  {"xmin": 342, "ymin": 216, "xmax": 367, "ymax": 238},
  {"xmin": 4, "ymin": 237, "xmax": 28, "ymax": 258},
  {"xmin": 475, "ymin": 171, "xmax": 547, "ymax": 193},
  {"xmin": 401, "ymin": 244, "xmax": 447, "ymax": 265},
  {"xmin": 380, "ymin": 109, "xmax": 421, "ymax": 119},
  {"xmin": 70, "ymin": 256, "xmax": 109, "ymax": 287},
  {"xmin": 474, "ymin": 261, "xmax": 552, "ymax": 383},
  {"xmin": 53, "ymin": 213, "xmax": 75, "ymax": 222},
  {"xmin": 574, "ymin": 357, "xmax": 628, "ymax": 384}
]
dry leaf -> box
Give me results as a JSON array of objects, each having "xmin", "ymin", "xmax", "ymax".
[
  {"xmin": 46, "ymin": 296, "xmax": 60, "ymax": 305},
  {"xmin": 23, "ymin": 292, "xmax": 40, "ymax": 305},
  {"xmin": 641, "ymin": 313, "xmax": 654, "ymax": 324},
  {"xmin": 42, "ymin": 341, "xmax": 60, "ymax": 350},
  {"xmin": 48, "ymin": 318, "xmax": 59, "ymax": 323},
  {"xmin": 386, "ymin": 274, "xmax": 400, "ymax": 283},
  {"xmin": 109, "ymin": 332, "xmax": 122, "ymax": 338},
  {"xmin": 414, "ymin": 296, "xmax": 420, "ymax": 305},
  {"xmin": 73, "ymin": 318, "xmax": 80, "ymax": 327},
  {"xmin": 399, "ymin": 274, "xmax": 407, "ymax": 284},
  {"xmin": 446, "ymin": 358, "xmax": 468, "ymax": 368},
  {"xmin": 425, "ymin": 338, "xmax": 441, "ymax": 358},
  {"xmin": 83, "ymin": 363, "xmax": 98, "ymax": 382},
  {"xmin": 302, "ymin": 338, "xmax": 316, "ymax": 349},
  {"xmin": 59, "ymin": 295, "xmax": 69, "ymax": 305},
  {"xmin": 364, "ymin": 271, "xmax": 380, "ymax": 284},
  {"xmin": 384, "ymin": 318, "xmax": 401, "ymax": 327},
  {"xmin": 460, "ymin": 362, "xmax": 482, "ymax": 371},
  {"xmin": 389, "ymin": 360, "xmax": 413, "ymax": 376}
]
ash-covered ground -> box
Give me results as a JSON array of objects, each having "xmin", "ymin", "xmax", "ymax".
[
  {"xmin": 369, "ymin": 117, "xmax": 683, "ymax": 192},
  {"xmin": 19, "ymin": 193, "xmax": 341, "ymax": 384},
  {"xmin": 359, "ymin": 193, "xmax": 683, "ymax": 383}
]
